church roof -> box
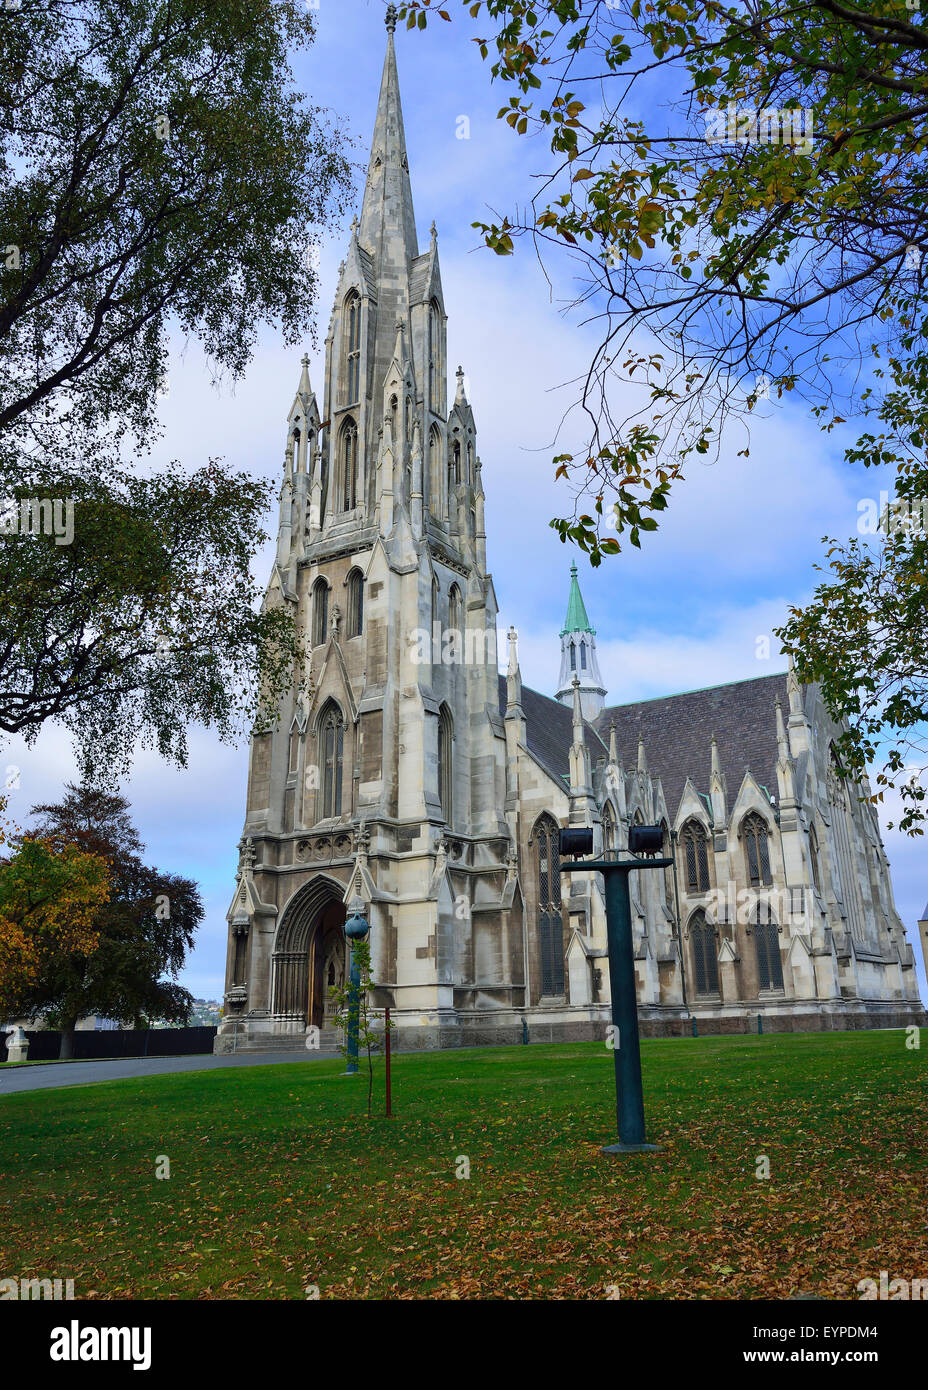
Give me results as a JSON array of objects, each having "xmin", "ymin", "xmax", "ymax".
[
  {"xmin": 560, "ymin": 563, "xmax": 595, "ymax": 636},
  {"xmin": 497, "ymin": 676, "xmax": 606, "ymax": 785},
  {"xmin": 498, "ymin": 669, "xmax": 790, "ymax": 813},
  {"xmin": 594, "ymin": 671, "xmax": 790, "ymax": 813}
]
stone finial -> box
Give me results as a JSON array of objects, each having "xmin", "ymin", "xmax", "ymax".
[
  {"xmin": 507, "ymin": 624, "xmax": 519, "ymax": 675},
  {"xmin": 385, "ymin": 3, "xmax": 397, "ymax": 33},
  {"xmin": 637, "ymin": 730, "xmax": 648, "ymax": 775},
  {"xmin": 609, "ymin": 719, "xmax": 618, "ymax": 765},
  {"xmin": 430, "ymin": 219, "xmax": 437, "ymax": 241}
]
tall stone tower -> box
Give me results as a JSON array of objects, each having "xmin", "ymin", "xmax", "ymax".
[
  {"xmin": 217, "ymin": 8, "xmax": 514, "ymax": 1051},
  {"xmin": 555, "ymin": 562, "xmax": 606, "ymax": 718}
]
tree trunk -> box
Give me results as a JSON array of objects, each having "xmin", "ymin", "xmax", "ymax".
[{"xmin": 58, "ymin": 1020, "xmax": 78, "ymax": 1060}]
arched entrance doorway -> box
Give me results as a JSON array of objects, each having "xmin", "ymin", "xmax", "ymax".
[
  {"xmin": 310, "ymin": 900, "xmax": 347, "ymax": 1029},
  {"xmin": 271, "ymin": 877, "xmax": 347, "ymax": 1027}
]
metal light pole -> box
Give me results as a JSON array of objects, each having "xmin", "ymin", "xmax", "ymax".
[
  {"xmin": 343, "ymin": 903, "xmax": 370, "ymax": 1077},
  {"xmin": 560, "ymin": 824, "xmax": 673, "ymax": 1154}
]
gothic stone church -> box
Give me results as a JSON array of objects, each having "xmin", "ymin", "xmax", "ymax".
[{"xmin": 215, "ymin": 16, "xmax": 923, "ymax": 1052}]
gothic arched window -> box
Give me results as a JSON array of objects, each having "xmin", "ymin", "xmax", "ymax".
[
  {"xmin": 450, "ymin": 439, "xmax": 461, "ymax": 492},
  {"xmin": 311, "ymin": 578, "xmax": 329, "ymax": 648},
  {"xmin": 318, "ymin": 703, "xmax": 344, "ymax": 819},
  {"xmin": 535, "ymin": 814, "xmax": 564, "ymax": 996},
  {"xmin": 428, "ymin": 301, "xmax": 441, "ymax": 410},
  {"xmin": 580, "ymin": 640, "xmax": 587, "ymax": 671},
  {"xmin": 427, "ymin": 428, "xmax": 441, "ymax": 517},
  {"xmin": 291, "ymin": 426, "xmax": 301, "ymax": 470},
  {"xmin": 346, "ymin": 569, "xmax": 363, "ymax": 639},
  {"xmin": 753, "ymin": 904, "xmax": 783, "ymax": 990},
  {"xmin": 404, "ymin": 395, "xmax": 411, "ymax": 443},
  {"xmin": 448, "ymin": 584, "xmax": 462, "ymax": 635},
  {"xmin": 808, "ymin": 822, "xmax": 821, "ymax": 893},
  {"xmin": 569, "ymin": 642, "xmax": 576, "ymax": 672},
  {"xmin": 743, "ymin": 812, "xmax": 773, "ymax": 887},
  {"xmin": 690, "ymin": 909, "xmax": 719, "ymax": 996},
  {"xmin": 466, "ymin": 442, "xmax": 473, "ymax": 485},
  {"xmin": 602, "ymin": 802, "xmax": 617, "ymax": 854},
  {"xmin": 345, "ymin": 292, "xmax": 361, "ymax": 404},
  {"xmin": 288, "ymin": 723, "xmax": 301, "ymax": 775},
  {"xmin": 681, "ymin": 820, "xmax": 711, "ymax": 892},
  {"xmin": 438, "ymin": 704, "xmax": 453, "ymax": 821},
  {"xmin": 340, "ymin": 418, "xmax": 358, "ymax": 512}
]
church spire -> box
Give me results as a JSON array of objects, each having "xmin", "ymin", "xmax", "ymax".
[
  {"xmin": 359, "ymin": 10, "xmax": 418, "ymax": 273},
  {"xmin": 555, "ymin": 562, "xmax": 607, "ymax": 718}
]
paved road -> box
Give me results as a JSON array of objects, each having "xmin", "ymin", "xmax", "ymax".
[{"xmin": 0, "ymin": 1050, "xmax": 340, "ymax": 1096}]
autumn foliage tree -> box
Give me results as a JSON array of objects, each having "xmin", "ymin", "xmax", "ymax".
[
  {"xmin": 13, "ymin": 785, "xmax": 203, "ymax": 1058},
  {"xmin": 0, "ymin": 795, "xmax": 110, "ymax": 1028}
]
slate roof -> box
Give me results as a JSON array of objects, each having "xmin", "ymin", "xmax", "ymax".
[
  {"xmin": 594, "ymin": 672, "xmax": 789, "ymax": 814},
  {"xmin": 497, "ymin": 676, "xmax": 606, "ymax": 786},
  {"xmin": 499, "ymin": 670, "xmax": 790, "ymax": 814}
]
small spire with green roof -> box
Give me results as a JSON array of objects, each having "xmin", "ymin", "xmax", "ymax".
[
  {"xmin": 555, "ymin": 562, "xmax": 606, "ymax": 717},
  {"xmin": 560, "ymin": 561, "xmax": 596, "ymax": 637}
]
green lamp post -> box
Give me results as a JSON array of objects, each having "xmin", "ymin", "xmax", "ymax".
[
  {"xmin": 343, "ymin": 900, "xmax": 370, "ymax": 1077},
  {"xmin": 560, "ymin": 823, "xmax": 672, "ymax": 1154}
]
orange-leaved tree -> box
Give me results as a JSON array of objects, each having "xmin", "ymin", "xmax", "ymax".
[{"xmin": 0, "ymin": 795, "xmax": 111, "ymax": 1026}]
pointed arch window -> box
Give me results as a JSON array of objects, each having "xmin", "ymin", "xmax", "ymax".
[
  {"xmin": 291, "ymin": 426, "xmax": 301, "ymax": 471},
  {"xmin": 346, "ymin": 569, "xmax": 364, "ymax": 639},
  {"xmin": 753, "ymin": 903, "xmax": 783, "ymax": 990},
  {"xmin": 405, "ymin": 395, "xmax": 412, "ymax": 444},
  {"xmin": 808, "ymin": 822, "xmax": 821, "ymax": 893},
  {"xmin": 681, "ymin": 820, "xmax": 710, "ymax": 892},
  {"xmin": 288, "ymin": 723, "xmax": 301, "ymax": 775},
  {"xmin": 318, "ymin": 703, "xmax": 344, "ymax": 820},
  {"xmin": 743, "ymin": 812, "xmax": 773, "ymax": 887},
  {"xmin": 690, "ymin": 910, "xmax": 719, "ymax": 996},
  {"xmin": 569, "ymin": 641, "xmax": 576, "ymax": 672},
  {"xmin": 345, "ymin": 292, "xmax": 361, "ymax": 404},
  {"xmin": 580, "ymin": 640, "xmax": 587, "ymax": 671},
  {"xmin": 602, "ymin": 801, "xmax": 617, "ymax": 854},
  {"xmin": 438, "ymin": 704, "xmax": 453, "ymax": 822},
  {"xmin": 450, "ymin": 439, "xmax": 461, "ymax": 492},
  {"xmin": 466, "ymin": 442, "xmax": 473, "ymax": 485},
  {"xmin": 428, "ymin": 300, "xmax": 441, "ymax": 410},
  {"xmin": 448, "ymin": 584, "xmax": 462, "ymax": 636},
  {"xmin": 535, "ymin": 815, "xmax": 564, "ymax": 996},
  {"xmin": 311, "ymin": 577, "xmax": 329, "ymax": 648},
  {"xmin": 340, "ymin": 418, "xmax": 358, "ymax": 512},
  {"xmin": 429, "ymin": 426, "xmax": 442, "ymax": 513}
]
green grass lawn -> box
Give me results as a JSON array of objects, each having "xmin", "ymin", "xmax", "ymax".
[{"xmin": 1, "ymin": 1030, "xmax": 925, "ymax": 1300}]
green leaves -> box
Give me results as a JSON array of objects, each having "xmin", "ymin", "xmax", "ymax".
[{"xmin": 0, "ymin": 462, "xmax": 299, "ymax": 782}]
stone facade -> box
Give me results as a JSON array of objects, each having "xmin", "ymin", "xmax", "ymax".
[{"xmin": 215, "ymin": 18, "xmax": 924, "ymax": 1054}]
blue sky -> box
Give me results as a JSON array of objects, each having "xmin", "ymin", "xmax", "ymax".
[{"xmin": 3, "ymin": 0, "xmax": 924, "ymax": 1000}]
